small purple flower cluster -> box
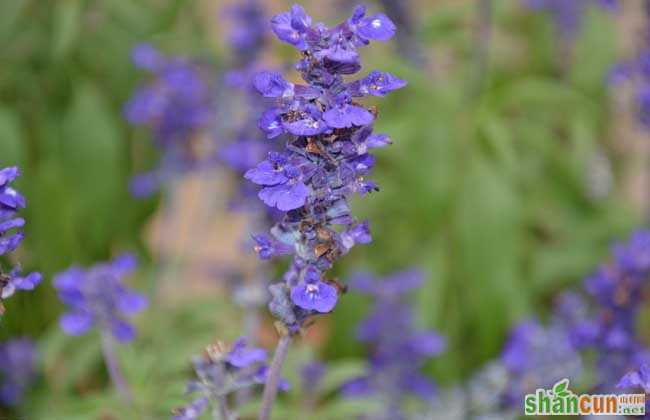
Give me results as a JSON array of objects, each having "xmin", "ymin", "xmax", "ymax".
[
  {"xmin": 0, "ymin": 167, "xmax": 41, "ymax": 313},
  {"xmin": 462, "ymin": 229, "xmax": 650, "ymax": 416},
  {"xmin": 341, "ymin": 270, "xmax": 446, "ymax": 419},
  {"xmin": 499, "ymin": 320, "xmax": 581, "ymax": 402},
  {"xmin": 53, "ymin": 254, "xmax": 148, "ymax": 343},
  {"xmin": 125, "ymin": 45, "xmax": 214, "ymax": 197},
  {"xmin": 523, "ymin": 0, "xmax": 617, "ymax": 40},
  {"xmin": 453, "ymin": 319, "xmax": 580, "ymax": 418},
  {"xmin": 173, "ymin": 338, "xmax": 287, "ymax": 419},
  {"xmin": 245, "ymin": 4, "xmax": 406, "ymax": 332},
  {"xmin": 557, "ymin": 230, "xmax": 650, "ymax": 391},
  {"xmin": 0, "ymin": 338, "xmax": 37, "ymax": 406}
]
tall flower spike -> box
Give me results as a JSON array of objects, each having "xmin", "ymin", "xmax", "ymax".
[
  {"xmin": 53, "ymin": 254, "xmax": 148, "ymax": 343},
  {"xmin": 125, "ymin": 46, "xmax": 215, "ymax": 197},
  {"xmin": 0, "ymin": 166, "xmax": 41, "ymax": 314},
  {"xmin": 341, "ymin": 270, "xmax": 446, "ymax": 419},
  {"xmin": 245, "ymin": 3, "xmax": 406, "ymax": 332},
  {"xmin": 252, "ymin": 6, "xmax": 406, "ymax": 419}
]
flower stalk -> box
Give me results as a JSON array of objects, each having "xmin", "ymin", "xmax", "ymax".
[
  {"xmin": 101, "ymin": 332, "xmax": 133, "ymax": 404},
  {"xmin": 258, "ymin": 334, "xmax": 291, "ymax": 420}
]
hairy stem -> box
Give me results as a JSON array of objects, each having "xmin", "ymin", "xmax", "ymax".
[
  {"xmin": 100, "ymin": 332, "xmax": 133, "ymax": 404},
  {"xmin": 258, "ymin": 335, "xmax": 291, "ymax": 420}
]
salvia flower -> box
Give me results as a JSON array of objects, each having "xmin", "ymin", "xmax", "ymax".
[
  {"xmin": 0, "ymin": 338, "xmax": 37, "ymax": 406},
  {"xmin": 125, "ymin": 45, "xmax": 214, "ymax": 197},
  {"xmin": 53, "ymin": 254, "xmax": 148, "ymax": 343},
  {"xmin": 245, "ymin": 4, "xmax": 406, "ymax": 333},
  {"xmin": 173, "ymin": 338, "xmax": 287, "ymax": 419},
  {"xmin": 0, "ymin": 166, "xmax": 41, "ymax": 313},
  {"xmin": 341, "ymin": 270, "xmax": 445, "ymax": 420}
]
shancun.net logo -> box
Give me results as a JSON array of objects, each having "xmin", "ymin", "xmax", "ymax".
[{"xmin": 524, "ymin": 379, "xmax": 645, "ymax": 416}]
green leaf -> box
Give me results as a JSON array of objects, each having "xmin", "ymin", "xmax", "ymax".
[
  {"xmin": 451, "ymin": 157, "xmax": 528, "ymax": 368},
  {"xmin": 60, "ymin": 81, "xmax": 126, "ymax": 259}
]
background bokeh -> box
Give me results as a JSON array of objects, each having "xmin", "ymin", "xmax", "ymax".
[{"xmin": 0, "ymin": 0, "xmax": 646, "ymax": 418}]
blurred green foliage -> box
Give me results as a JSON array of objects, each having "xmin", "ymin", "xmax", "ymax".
[
  {"xmin": 0, "ymin": 0, "xmax": 210, "ymax": 332},
  {"xmin": 331, "ymin": 0, "xmax": 638, "ymax": 384},
  {"xmin": 0, "ymin": 0, "xmax": 643, "ymax": 418}
]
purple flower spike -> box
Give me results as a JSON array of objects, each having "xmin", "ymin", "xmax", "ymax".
[
  {"xmin": 246, "ymin": 4, "xmax": 405, "ymax": 332},
  {"xmin": 125, "ymin": 48, "xmax": 214, "ymax": 197},
  {"xmin": 54, "ymin": 254, "xmax": 147, "ymax": 342},
  {"xmin": 343, "ymin": 269, "xmax": 445, "ymax": 416},
  {"xmin": 0, "ymin": 166, "xmax": 40, "ymax": 312}
]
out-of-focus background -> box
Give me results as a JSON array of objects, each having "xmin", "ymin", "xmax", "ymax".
[{"xmin": 0, "ymin": 0, "xmax": 647, "ymax": 418}]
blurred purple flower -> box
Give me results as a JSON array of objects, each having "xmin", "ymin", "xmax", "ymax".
[
  {"xmin": 53, "ymin": 254, "xmax": 147, "ymax": 343},
  {"xmin": 0, "ymin": 338, "xmax": 37, "ymax": 406},
  {"xmin": 342, "ymin": 269, "xmax": 445, "ymax": 417},
  {"xmin": 125, "ymin": 46, "xmax": 214, "ymax": 197}
]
